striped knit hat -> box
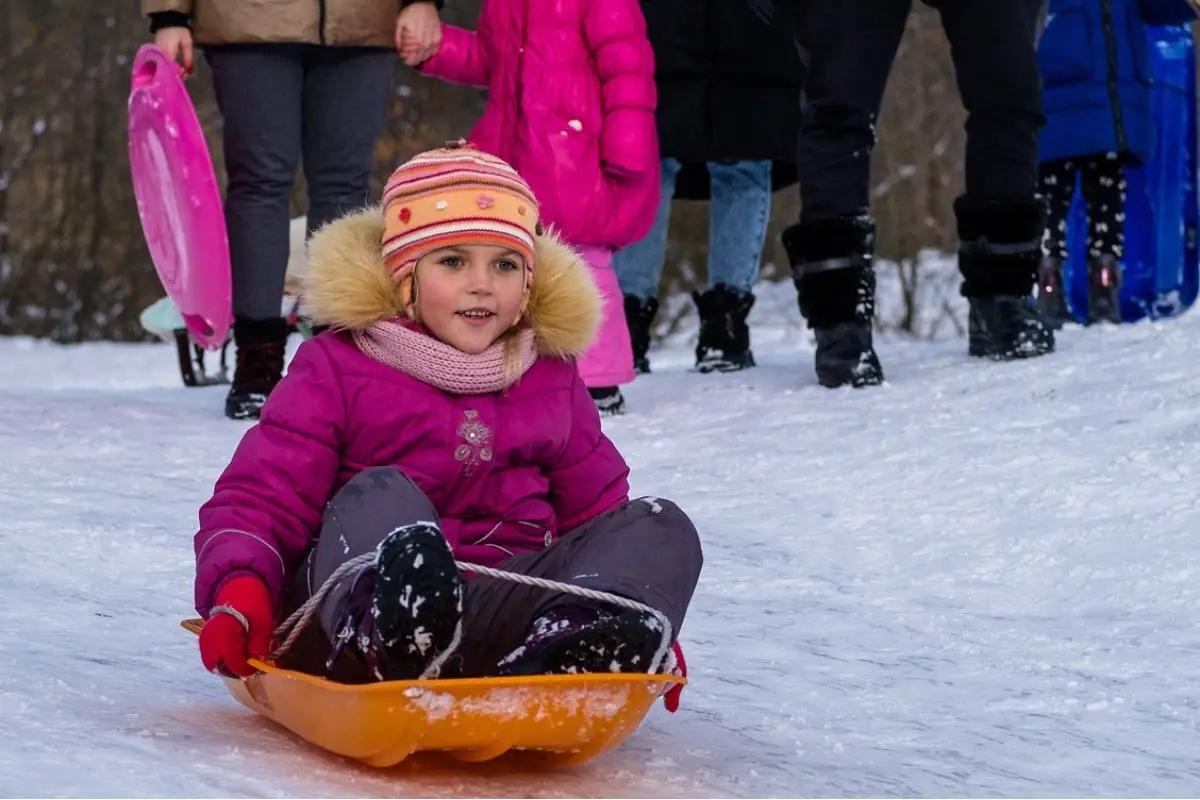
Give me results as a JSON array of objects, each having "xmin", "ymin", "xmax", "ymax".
[{"xmin": 381, "ymin": 142, "xmax": 540, "ymax": 312}]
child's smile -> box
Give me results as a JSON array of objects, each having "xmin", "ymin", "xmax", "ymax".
[
  {"xmin": 415, "ymin": 244, "xmax": 528, "ymax": 354},
  {"xmin": 457, "ymin": 307, "xmax": 497, "ymax": 324}
]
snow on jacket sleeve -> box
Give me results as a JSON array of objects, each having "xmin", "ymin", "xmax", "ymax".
[
  {"xmin": 420, "ymin": 22, "xmax": 492, "ymax": 88},
  {"xmin": 194, "ymin": 341, "xmax": 344, "ymax": 619},
  {"xmin": 1139, "ymin": 0, "xmax": 1197, "ymax": 26},
  {"xmin": 583, "ymin": 0, "xmax": 658, "ymax": 181},
  {"xmin": 545, "ymin": 369, "xmax": 631, "ymax": 533}
]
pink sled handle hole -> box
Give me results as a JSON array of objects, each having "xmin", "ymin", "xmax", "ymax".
[
  {"xmin": 130, "ymin": 49, "xmax": 186, "ymax": 91},
  {"xmin": 180, "ymin": 314, "xmax": 215, "ymax": 340},
  {"xmin": 131, "ymin": 54, "xmax": 159, "ymax": 91}
]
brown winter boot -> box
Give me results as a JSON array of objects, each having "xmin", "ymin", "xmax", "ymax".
[{"xmin": 224, "ymin": 317, "xmax": 289, "ymax": 420}]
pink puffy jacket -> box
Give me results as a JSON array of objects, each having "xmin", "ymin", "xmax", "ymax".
[{"xmin": 420, "ymin": 0, "xmax": 661, "ymax": 250}]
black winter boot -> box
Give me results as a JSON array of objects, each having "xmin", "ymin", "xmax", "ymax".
[
  {"xmin": 782, "ymin": 216, "xmax": 884, "ymax": 388},
  {"xmin": 372, "ymin": 522, "xmax": 463, "ymax": 680},
  {"xmin": 325, "ymin": 523, "xmax": 464, "ymax": 681},
  {"xmin": 1087, "ymin": 254, "xmax": 1123, "ymax": 325},
  {"xmin": 495, "ymin": 606, "xmax": 667, "ymax": 677},
  {"xmin": 225, "ymin": 316, "xmax": 290, "ymax": 420},
  {"xmin": 955, "ymin": 196, "xmax": 1056, "ymax": 360},
  {"xmin": 1036, "ymin": 255, "xmax": 1073, "ymax": 329},
  {"xmin": 623, "ymin": 294, "xmax": 658, "ymax": 375},
  {"xmin": 589, "ymin": 386, "xmax": 627, "ymax": 417},
  {"xmin": 692, "ymin": 284, "xmax": 756, "ymax": 372}
]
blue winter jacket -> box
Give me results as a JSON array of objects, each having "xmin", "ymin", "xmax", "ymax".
[{"xmin": 1038, "ymin": 0, "xmax": 1195, "ymax": 165}]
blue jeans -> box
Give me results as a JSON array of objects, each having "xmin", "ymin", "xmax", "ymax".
[{"xmin": 614, "ymin": 158, "xmax": 772, "ymax": 301}]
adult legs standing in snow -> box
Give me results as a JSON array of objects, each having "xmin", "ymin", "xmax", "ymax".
[
  {"xmin": 614, "ymin": 158, "xmax": 771, "ymax": 374},
  {"xmin": 277, "ymin": 467, "xmax": 704, "ymax": 682},
  {"xmin": 206, "ymin": 45, "xmax": 393, "ymax": 420},
  {"xmin": 777, "ymin": 0, "xmax": 904, "ymax": 389},
  {"xmin": 619, "ymin": 0, "xmax": 801, "ymax": 376},
  {"xmin": 935, "ymin": 0, "xmax": 1055, "ymax": 360},
  {"xmin": 696, "ymin": 159, "xmax": 771, "ymax": 373},
  {"xmin": 780, "ymin": 0, "xmax": 1054, "ymax": 385}
]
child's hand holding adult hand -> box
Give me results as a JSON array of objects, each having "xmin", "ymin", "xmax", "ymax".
[
  {"xmin": 395, "ymin": 2, "xmax": 442, "ymax": 67},
  {"xmin": 199, "ymin": 576, "xmax": 274, "ymax": 678},
  {"xmin": 399, "ymin": 31, "xmax": 422, "ymax": 66},
  {"xmin": 154, "ymin": 27, "xmax": 194, "ymax": 79}
]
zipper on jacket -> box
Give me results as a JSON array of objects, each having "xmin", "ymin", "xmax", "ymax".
[
  {"xmin": 317, "ymin": 0, "xmax": 327, "ymax": 45},
  {"xmin": 1100, "ymin": 0, "xmax": 1128, "ymax": 152}
]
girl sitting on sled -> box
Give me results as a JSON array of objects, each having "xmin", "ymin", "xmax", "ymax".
[{"xmin": 194, "ymin": 143, "xmax": 703, "ymax": 697}]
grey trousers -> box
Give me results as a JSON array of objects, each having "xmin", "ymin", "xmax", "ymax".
[
  {"xmin": 205, "ymin": 44, "xmax": 394, "ymax": 320},
  {"xmin": 278, "ymin": 468, "xmax": 705, "ymax": 681}
]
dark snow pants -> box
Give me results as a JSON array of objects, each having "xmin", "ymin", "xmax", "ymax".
[
  {"xmin": 1039, "ymin": 153, "xmax": 1128, "ymax": 261},
  {"xmin": 204, "ymin": 44, "xmax": 394, "ymax": 320},
  {"xmin": 783, "ymin": 0, "xmax": 1047, "ymax": 222},
  {"xmin": 277, "ymin": 467, "xmax": 705, "ymax": 682}
]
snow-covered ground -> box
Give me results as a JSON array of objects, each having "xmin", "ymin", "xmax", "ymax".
[{"xmin": 4, "ymin": 279, "xmax": 1200, "ymax": 797}]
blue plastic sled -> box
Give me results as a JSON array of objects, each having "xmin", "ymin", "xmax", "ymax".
[{"xmin": 1063, "ymin": 23, "xmax": 1199, "ymax": 323}]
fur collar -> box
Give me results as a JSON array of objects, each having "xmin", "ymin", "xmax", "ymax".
[{"xmin": 297, "ymin": 206, "xmax": 602, "ymax": 359}]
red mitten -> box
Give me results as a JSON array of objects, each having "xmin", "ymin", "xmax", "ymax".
[
  {"xmin": 663, "ymin": 641, "xmax": 687, "ymax": 713},
  {"xmin": 199, "ymin": 577, "xmax": 274, "ymax": 678}
]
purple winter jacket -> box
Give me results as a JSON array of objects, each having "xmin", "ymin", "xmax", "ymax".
[{"xmin": 193, "ymin": 208, "xmax": 630, "ymax": 618}]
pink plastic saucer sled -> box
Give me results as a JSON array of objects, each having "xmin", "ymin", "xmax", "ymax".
[{"xmin": 128, "ymin": 43, "xmax": 231, "ymax": 356}]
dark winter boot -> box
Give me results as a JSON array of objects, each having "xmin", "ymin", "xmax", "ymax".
[
  {"xmin": 1087, "ymin": 254, "xmax": 1123, "ymax": 325},
  {"xmin": 225, "ymin": 316, "xmax": 289, "ymax": 420},
  {"xmin": 1036, "ymin": 256, "xmax": 1073, "ymax": 329},
  {"xmin": 589, "ymin": 386, "xmax": 627, "ymax": 417},
  {"xmin": 495, "ymin": 605, "xmax": 668, "ymax": 677},
  {"xmin": 623, "ymin": 294, "xmax": 658, "ymax": 375},
  {"xmin": 691, "ymin": 284, "xmax": 756, "ymax": 372},
  {"xmin": 327, "ymin": 522, "xmax": 464, "ymax": 681},
  {"xmin": 782, "ymin": 216, "xmax": 884, "ymax": 388},
  {"xmin": 955, "ymin": 196, "xmax": 1056, "ymax": 360}
]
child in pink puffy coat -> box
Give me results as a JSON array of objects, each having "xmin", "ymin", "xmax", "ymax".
[
  {"xmin": 194, "ymin": 144, "xmax": 700, "ymax": 710},
  {"xmin": 402, "ymin": 0, "xmax": 661, "ymax": 416}
]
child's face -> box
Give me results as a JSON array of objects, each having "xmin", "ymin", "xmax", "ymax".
[{"xmin": 413, "ymin": 244, "xmax": 528, "ymax": 354}]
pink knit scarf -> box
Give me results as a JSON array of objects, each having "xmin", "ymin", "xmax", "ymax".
[{"xmin": 353, "ymin": 318, "xmax": 538, "ymax": 394}]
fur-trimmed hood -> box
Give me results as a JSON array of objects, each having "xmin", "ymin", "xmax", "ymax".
[{"xmin": 298, "ymin": 206, "xmax": 603, "ymax": 360}]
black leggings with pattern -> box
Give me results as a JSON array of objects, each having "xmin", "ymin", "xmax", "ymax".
[{"xmin": 1039, "ymin": 152, "xmax": 1127, "ymax": 262}]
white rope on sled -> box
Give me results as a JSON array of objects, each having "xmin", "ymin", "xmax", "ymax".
[{"xmin": 267, "ymin": 551, "xmax": 675, "ymax": 681}]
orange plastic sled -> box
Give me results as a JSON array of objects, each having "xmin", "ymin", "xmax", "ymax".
[{"xmin": 181, "ymin": 618, "xmax": 683, "ymax": 767}]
